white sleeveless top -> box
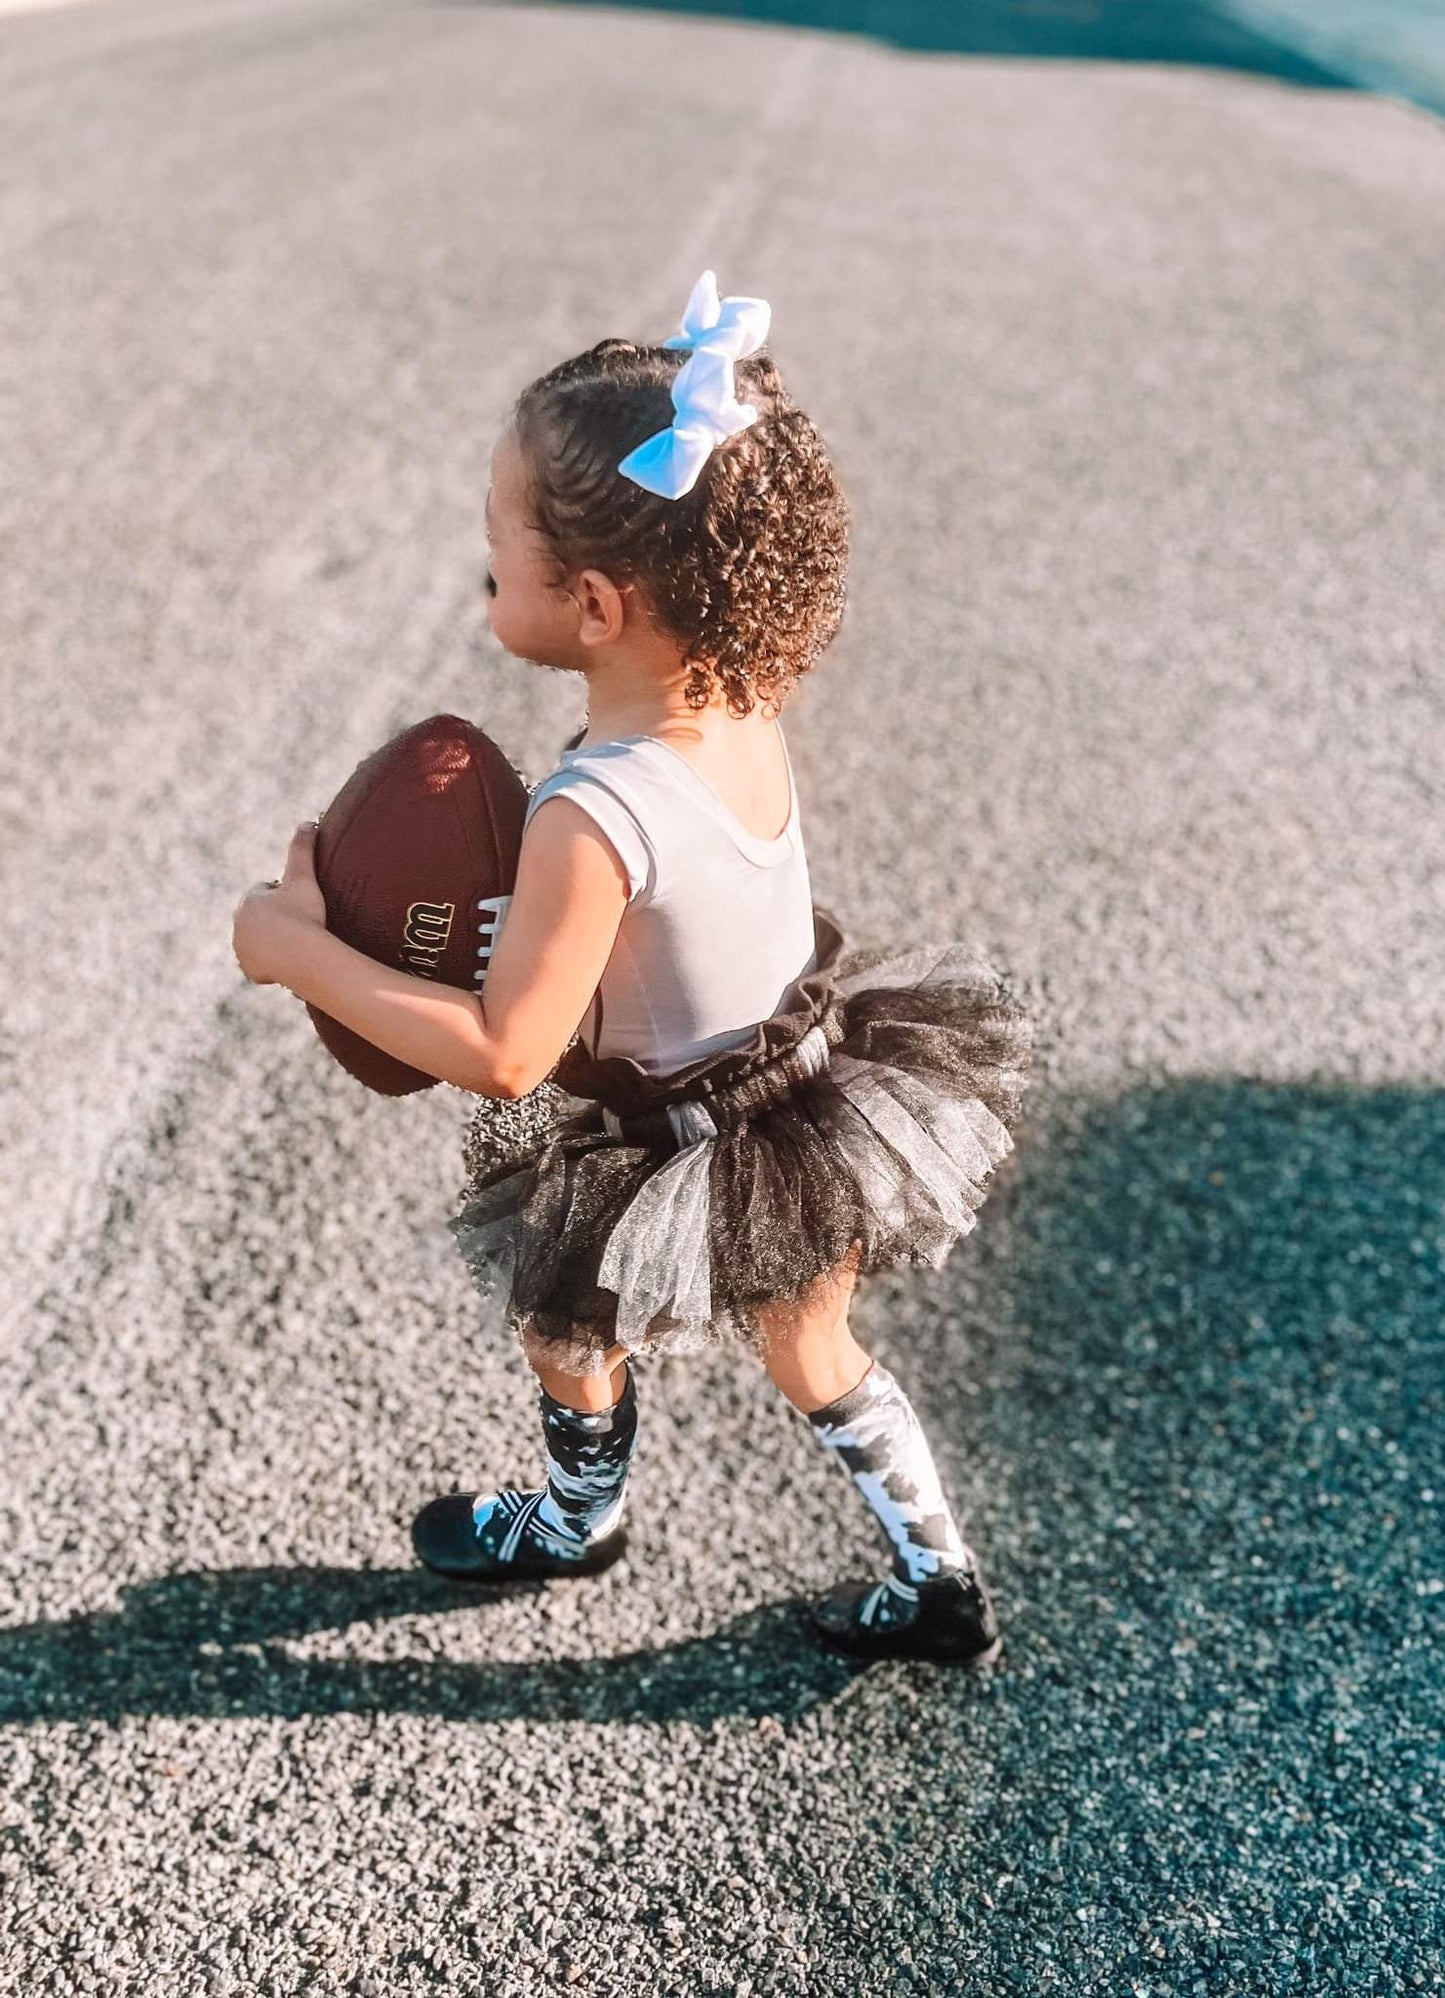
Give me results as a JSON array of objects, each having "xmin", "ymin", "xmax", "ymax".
[{"xmin": 524, "ymin": 729, "xmax": 819, "ymax": 1076}]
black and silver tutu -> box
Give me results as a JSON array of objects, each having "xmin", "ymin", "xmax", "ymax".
[{"xmin": 450, "ymin": 904, "xmax": 1036, "ymax": 1378}]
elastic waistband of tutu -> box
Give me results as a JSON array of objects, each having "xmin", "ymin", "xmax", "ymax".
[{"xmin": 600, "ymin": 1014, "xmax": 844, "ymax": 1155}]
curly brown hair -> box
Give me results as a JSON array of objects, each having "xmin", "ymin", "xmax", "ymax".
[{"xmin": 511, "ymin": 339, "xmax": 849, "ymax": 718}]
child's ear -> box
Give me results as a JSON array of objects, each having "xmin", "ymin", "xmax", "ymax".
[{"xmin": 573, "ymin": 568, "xmax": 627, "ymax": 649}]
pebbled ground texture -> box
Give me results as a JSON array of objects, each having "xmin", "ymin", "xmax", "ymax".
[{"xmin": 1, "ymin": 1, "xmax": 1441, "ymax": 1992}]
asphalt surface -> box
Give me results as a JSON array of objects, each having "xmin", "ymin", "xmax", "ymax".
[{"xmin": 3, "ymin": 1, "xmax": 1443, "ymax": 1991}]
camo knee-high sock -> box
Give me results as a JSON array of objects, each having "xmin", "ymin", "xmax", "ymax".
[
  {"xmin": 471, "ymin": 1364, "xmax": 638, "ymax": 1562},
  {"xmin": 804, "ymin": 1359, "xmax": 977, "ymax": 1620}
]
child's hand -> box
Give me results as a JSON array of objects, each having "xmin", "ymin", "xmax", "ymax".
[{"xmin": 232, "ymin": 822, "xmax": 328, "ymax": 986}]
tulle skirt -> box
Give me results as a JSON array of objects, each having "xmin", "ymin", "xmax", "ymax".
[{"xmin": 449, "ymin": 904, "xmax": 1036, "ymax": 1377}]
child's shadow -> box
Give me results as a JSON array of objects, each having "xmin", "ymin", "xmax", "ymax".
[{"xmin": 0, "ymin": 1566, "xmax": 865, "ymax": 1729}]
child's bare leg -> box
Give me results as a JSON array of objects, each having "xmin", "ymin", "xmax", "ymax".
[
  {"xmin": 751, "ymin": 1242, "xmax": 871, "ymax": 1412},
  {"xmin": 526, "ymin": 1333, "xmax": 632, "ymax": 1412}
]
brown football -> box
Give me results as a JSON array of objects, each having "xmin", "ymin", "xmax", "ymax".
[{"xmin": 306, "ymin": 714, "xmax": 530, "ymax": 1096}]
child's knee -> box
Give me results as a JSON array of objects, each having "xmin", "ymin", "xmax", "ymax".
[
  {"xmin": 752, "ymin": 1242, "xmax": 864, "ymax": 1344},
  {"xmin": 520, "ymin": 1319, "xmax": 631, "ymax": 1406}
]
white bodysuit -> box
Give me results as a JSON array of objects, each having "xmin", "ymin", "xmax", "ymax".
[{"xmin": 523, "ymin": 729, "xmax": 819, "ymax": 1076}]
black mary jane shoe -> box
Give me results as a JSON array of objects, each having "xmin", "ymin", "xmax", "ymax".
[
  {"xmin": 810, "ymin": 1567, "xmax": 1003, "ymax": 1667},
  {"xmin": 411, "ymin": 1491, "xmax": 628, "ymax": 1583}
]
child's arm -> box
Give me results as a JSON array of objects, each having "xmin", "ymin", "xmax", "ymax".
[{"xmin": 232, "ymin": 799, "xmax": 630, "ymax": 1098}]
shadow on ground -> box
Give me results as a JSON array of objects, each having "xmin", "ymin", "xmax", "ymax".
[
  {"xmin": 0, "ymin": 1572, "xmax": 867, "ymax": 1727},
  {"xmin": 880, "ymin": 1072, "xmax": 1442, "ymax": 1981},
  {"xmin": 494, "ymin": 0, "xmax": 1352, "ymax": 88}
]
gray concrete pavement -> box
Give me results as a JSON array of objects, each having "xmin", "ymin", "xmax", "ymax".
[{"xmin": 2, "ymin": 1, "xmax": 1442, "ymax": 1991}]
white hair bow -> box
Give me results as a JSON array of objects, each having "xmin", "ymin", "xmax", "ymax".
[{"xmin": 617, "ymin": 271, "xmax": 772, "ymax": 500}]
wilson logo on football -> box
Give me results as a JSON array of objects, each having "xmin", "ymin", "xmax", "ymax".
[{"xmin": 400, "ymin": 900, "xmax": 455, "ymax": 977}]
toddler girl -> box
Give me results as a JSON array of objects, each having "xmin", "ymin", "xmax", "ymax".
[{"xmin": 232, "ymin": 273, "xmax": 1035, "ymax": 1665}]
